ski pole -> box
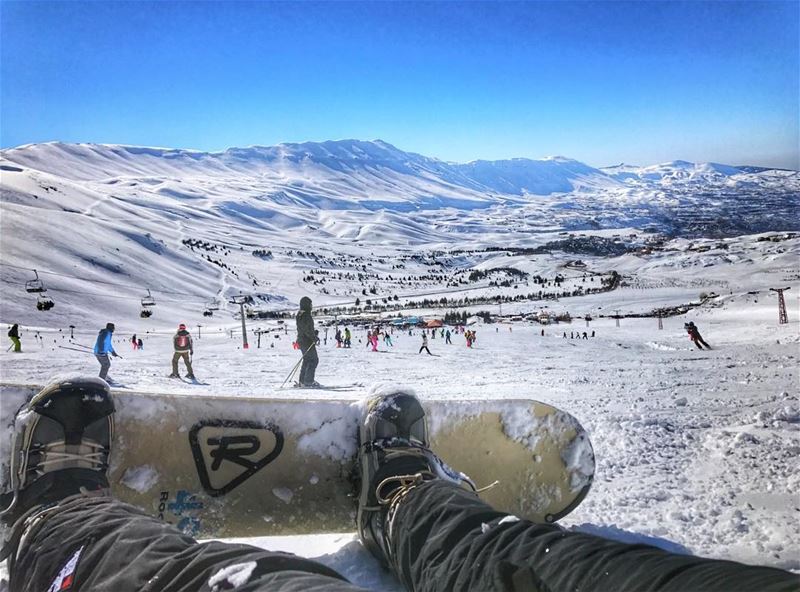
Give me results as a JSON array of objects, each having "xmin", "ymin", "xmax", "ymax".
[
  {"xmin": 58, "ymin": 345, "xmax": 96, "ymax": 354},
  {"xmin": 280, "ymin": 343, "xmax": 316, "ymax": 388}
]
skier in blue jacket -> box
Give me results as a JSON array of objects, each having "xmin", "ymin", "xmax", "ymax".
[{"xmin": 93, "ymin": 322, "xmax": 119, "ymax": 381}]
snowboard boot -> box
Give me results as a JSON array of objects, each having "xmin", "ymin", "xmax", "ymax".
[
  {"xmin": 356, "ymin": 390, "xmax": 474, "ymax": 568},
  {"xmin": 0, "ymin": 377, "xmax": 114, "ymax": 558}
]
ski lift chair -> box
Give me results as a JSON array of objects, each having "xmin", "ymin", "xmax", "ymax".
[
  {"xmin": 203, "ymin": 309, "xmax": 214, "ymax": 317},
  {"xmin": 205, "ymin": 299, "xmax": 220, "ymax": 311},
  {"xmin": 25, "ymin": 270, "xmax": 45, "ymax": 293},
  {"xmin": 141, "ymin": 289, "xmax": 156, "ymax": 308},
  {"xmin": 36, "ymin": 294, "xmax": 55, "ymax": 311}
]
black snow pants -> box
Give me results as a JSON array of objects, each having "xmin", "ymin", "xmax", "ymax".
[
  {"xmin": 10, "ymin": 496, "xmax": 361, "ymax": 592},
  {"xmin": 11, "ymin": 485, "xmax": 797, "ymax": 592},
  {"xmin": 298, "ymin": 340, "xmax": 318, "ymax": 385}
]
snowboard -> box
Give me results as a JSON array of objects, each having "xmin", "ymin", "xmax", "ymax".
[{"xmin": 0, "ymin": 383, "xmax": 594, "ymax": 539}]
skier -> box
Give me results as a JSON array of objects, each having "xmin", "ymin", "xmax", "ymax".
[
  {"xmin": 419, "ymin": 332, "xmax": 432, "ymax": 355},
  {"xmin": 137, "ymin": 337, "xmax": 144, "ymax": 350},
  {"xmin": 131, "ymin": 334, "xmax": 137, "ymax": 350},
  {"xmin": 384, "ymin": 332, "xmax": 393, "ymax": 347},
  {"xmin": 7, "ymin": 323, "xmax": 21, "ymax": 353},
  {"xmin": 344, "ymin": 327, "xmax": 351, "ymax": 348},
  {"xmin": 591, "ymin": 330, "xmax": 595, "ymax": 338},
  {"xmin": 445, "ymin": 329, "xmax": 452, "ymax": 344},
  {"xmin": 296, "ymin": 296, "xmax": 319, "ymax": 387},
  {"xmin": 169, "ymin": 324, "xmax": 195, "ymax": 380},
  {"xmin": 582, "ymin": 332, "xmax": 588, "ymax": 339},
  {"xmin": 541, "ymin": 328, "xmax": 545, "ymax": 336},
  {"xmin": 92, "ymin": 322, "xmax": 118, "ymax": 381},
  {"xmin": 685, "ymin": 321, "xmax": 711, "ymax": 350},
  {"xmin": 2, "ymin": 378, "xmax": 795, "ymax": 592},
  {"xmin": 335, "ymin": 328, "xmax": 342, "ymax": 348},
  {"xmin": 370, "ymin": 329, "xmax": 379, "ymax": 352},
  {"xmin": 315, "ymin": 329, "xmax": 321, "ymax": 346}
]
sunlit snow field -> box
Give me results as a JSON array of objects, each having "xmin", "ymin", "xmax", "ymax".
[{"xmin": 1, "ymin": 294, "xmax": 797, "ymax": 589}]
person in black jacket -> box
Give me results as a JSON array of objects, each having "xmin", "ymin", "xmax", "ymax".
[
  {"xmin": 2, "ymin": 379, "xmax": 796, "ymax": 592},
  {"xmin": 7, "ymin": 323, "xmax": 21, "ymax": 352},
  {"xmin": 296, "ymin": 296, "xmax": 319, "ymax": 387}
]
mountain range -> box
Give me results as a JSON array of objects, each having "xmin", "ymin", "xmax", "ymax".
[{"xmin": 1, "ymin": 139, "xmax": 798, "ymax": 325}]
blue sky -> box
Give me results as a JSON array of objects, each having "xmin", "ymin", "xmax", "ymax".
[{"xmin": 1, "ymin": 1, "xmax": 798, "ymax": 168}]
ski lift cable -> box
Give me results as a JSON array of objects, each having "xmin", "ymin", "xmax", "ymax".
[
  {"xmin": 0, "ymin": 262, "xmax": 210, "ymax": 298},
  {"xmin": 4, "ymin": 279, "xmax": 209, "ymax": 306}
]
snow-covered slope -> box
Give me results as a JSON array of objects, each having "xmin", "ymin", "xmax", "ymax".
[
  {"xmin": 1, "ymin": 139, "xmax": 798, "ymax": 329},
  {"xmin": 0, "ymin": 139, "xmax": 798, "ymax": 587}
]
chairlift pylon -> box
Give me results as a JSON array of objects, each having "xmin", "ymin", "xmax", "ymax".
[
  {"xmin": 141, "ymin": 288, "xmax": 156, "ymax": 308},
  {"xmin": 25, "ymin": 269, "xmax": 46, "ymax": 293}
]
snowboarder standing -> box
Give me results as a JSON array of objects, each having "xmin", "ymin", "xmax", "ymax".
[
  {"xmin": 8, "ymin": 323, "xmax": 21, "ymax": 353},
  {"xmin": 296, "ymin": 296, "xmax": 319, "ymax": 386},
  {"xmin": 93, "ymin": 322, "xmax": 119, "ymax": 381},
  {"xmin": 419, "ymin": 332, "xmax": 433, "ymax": 355},
  {"xmin": 169, "ymin": 324, "xmax": 195, "ymax": 380},
  {"xmin": 685, "ymin": 321, "xmax": 711, "ymax": 350}
]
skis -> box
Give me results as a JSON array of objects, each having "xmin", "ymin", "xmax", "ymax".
[
  {"xmin": 169, "ymin": 375, "xmax": 209, "ymax": 385},
  {"xmin": 283, "ymin": 382, "xmax": 364, "ymax": 391}
]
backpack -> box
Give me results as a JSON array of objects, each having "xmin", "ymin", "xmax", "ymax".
[{"xmin": 176, "ymin": 334, "xmax": 189, "ymax": 349}]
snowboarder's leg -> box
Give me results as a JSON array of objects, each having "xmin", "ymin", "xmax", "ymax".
[
  {"xmin": 5, "ymin": 378, "xmax": 366, "ymax": 592},
  {"xmin": 171, "ymin": 352, "xmax": 181, "ymax": 377},
  {"xmin": 357, "ymin": 392, "xmax": 797, "ymax": 592},
  {"xmin": 95, "ymin": 354, "xmax": 110, "ymax": 379},
  {"xmin": 10, "ymin": 336, "xmax": 21, "ymax": 352},
  {"xmin": 10, "ymin": 498, "xmax": 368, "ymax": 592},
  {"xmin": 387, "ymin": 482, "xmax": 796, "ymax": 592}
]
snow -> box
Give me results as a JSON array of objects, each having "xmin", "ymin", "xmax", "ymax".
[
  {"xmin": 208, "ymin": 561, "xmax": 257, "ymax": 590},
  {"xmin": 119, "ymin": 465, "xmax": 160, "ymax": 494},
  {"xmin": 0, "ymin": 140, "xmax": 798, "ymax": 587}
]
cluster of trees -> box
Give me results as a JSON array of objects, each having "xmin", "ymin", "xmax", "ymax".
[
  {"xmin": 443, "ymin": 310, "xmax": 470, "ymax": 324},
  {"xmin": 182, "ymin": 238, "xmax": 231, "ymax": 256}
]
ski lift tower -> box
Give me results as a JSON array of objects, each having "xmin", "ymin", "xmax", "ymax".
[
  {"xmin": 230, "ymin": 294, "xmax": 252, "ymax": 349},
  {"xmin": 770, "ymin": 287, "xmax": 790, "ymax": 324}
]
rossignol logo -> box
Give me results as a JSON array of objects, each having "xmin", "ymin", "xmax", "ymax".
[
  {"xmin": 189, "ymin": 419, "xmax": 284, "ymax": 496},
  {"xmin": 47, "ymin": 545, "xmax": 84, "ymax": 592}
]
